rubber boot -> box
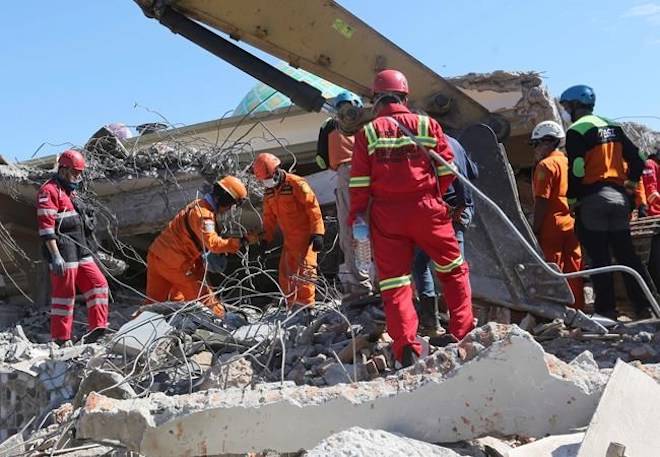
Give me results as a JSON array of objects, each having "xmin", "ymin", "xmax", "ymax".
[
  {"xmin": 401, "ymin": 345, "xmax": 419, "ymax": 368},
  {"xmin": 418, "ymin": 295, "xmax": 443, "ymax": 337}
]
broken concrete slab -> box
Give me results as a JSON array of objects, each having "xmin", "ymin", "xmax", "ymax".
[
  {"xmin": 577, "ymin": 361, "xmax": 660, "ymax": 457},
  {"xmin": 110, "ymin": 311, "xmax": 173, "ymax": 357},
  {"xmin": 306, "ymin": 427, "xmax": 468, "ymax": 457},
  {"xmin": 77, "ymin": 324, "xmax": 607, "ymax": 455},
  {"xmin": 508, "ymin": 432, "xmax": 583, "ymax": 457},
  {"xmin": 73, "ymin": 368, "xmax": 136, "ymax": 408},
  {"xmin": 0, "ymin": 432, "xmax": 24, "ymax": 457},
  {"xmin": 473, "ymin": 436, "xmax": 512, "ymax": 457}
]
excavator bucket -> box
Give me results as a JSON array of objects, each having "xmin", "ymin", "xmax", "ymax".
[
  {"xmin": 134, "ymin": 0, "xmax": 504, "ymax": 135},
  {"xmin": 459, "ymin": 124, "xmax": 605, "ymax": 333}
]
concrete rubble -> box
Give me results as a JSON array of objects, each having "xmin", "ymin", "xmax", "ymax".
[
  {"xmin": 577, "ymin": 360, "xmax": 660, "ymax": 457},
  {"xmin": 306, "ymin": 427, "xmax": 468, "ymax": 457},
  {"xmin": 75, "ymin": 324, "xmax": 608, "ymax": 455}
]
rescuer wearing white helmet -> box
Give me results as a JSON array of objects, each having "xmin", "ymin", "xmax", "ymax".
[{"xmin": 530, "ymin": 120, "xmax": 585, "ymax": 310}]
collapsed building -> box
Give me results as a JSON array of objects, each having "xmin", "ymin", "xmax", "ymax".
[{"xmin": 2, "ymin": 68, "xmax": 660, "ymax": 456}]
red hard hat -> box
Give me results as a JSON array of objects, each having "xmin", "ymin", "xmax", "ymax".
[
  {"xmin": 58, "ymin": 150, "xmax": 86, "ymax": 171},
  {"xmin": 253, "ymin": 153, "xmax": 281, "ymax": 180},
  {"xmin": 373, "ymin": 69, "xmax": 409, "ymax": 95}
]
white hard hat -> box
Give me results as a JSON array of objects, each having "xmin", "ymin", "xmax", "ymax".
[{"xmin": 531, "ymin": 120, "xmax": 565, "ymax": 140}]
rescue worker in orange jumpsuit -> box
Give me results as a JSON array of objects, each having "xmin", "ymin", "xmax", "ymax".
[
  {"xmin": 253, "ymin": 153, "xmax": 325, "ymax": 309},
  {"xmin": 530, "ymin": 121, "xmax": 585, "ymax": 310},
  {"xmin": 37, "ymin": 150, "xmax": 109, "ymax": 345},
  {"xmin": 349, "ymin": 69, "xmax": 474, "ymax": 367},
  {"xmin": 146, "ymin": 176, "xmax": 248, "ymax": 317}
]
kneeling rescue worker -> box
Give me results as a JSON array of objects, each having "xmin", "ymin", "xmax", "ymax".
[
  {"xmin": 37, "ymin": 150, "xmax": 109, "ymax": 345},
  {"xmin": 349, "ymin": 69, "xmax": 474, "ymax": 367},
  {"xmin": 146, "ymin": 176, "xmax": 248, "ymax": 317},
  {"xmin": 253, "ymin": 153, "xmax": 325, "ymax": 309}
]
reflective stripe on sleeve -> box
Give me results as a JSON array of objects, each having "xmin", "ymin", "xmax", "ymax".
[{"xmin": 349, "ymin": 176, "xmax": 371, "ymax": 188}]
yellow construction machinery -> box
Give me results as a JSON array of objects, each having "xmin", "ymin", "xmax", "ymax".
[{"xmin": 133, "ymin": 0, "xmax": 613, "ymax": 331}]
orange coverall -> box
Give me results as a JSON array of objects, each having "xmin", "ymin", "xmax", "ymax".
[
  {"xmin": 533, "ymin": 150, "xmax": 585, "ymax": 310},
  {"xmin": 146, "ymin": 198, "xmax": 240, "ymax": 315},
  {"xmin": 263, "ymin": 172, "xmax": 325, "ymax": 307}
]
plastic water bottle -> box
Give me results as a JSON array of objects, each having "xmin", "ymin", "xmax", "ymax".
[{"xmin": 352, "ymin": 215, "xmax": 372, "ymax": 275}]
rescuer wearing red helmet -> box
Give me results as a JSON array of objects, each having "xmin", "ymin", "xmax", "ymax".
[
  {"xmin": 348, "ymin": 69, "xmax": 475, "ymax": 366},
  {"xmin": 253, "ymin": 152, "xmax": 325, "ymax": 309},
  {"xmin": 146, "ymin": 176, "xmax": 250, "ymax": 317},
  {"xmin": 36, "ymin": 150, "xmax": 109, "ymax": 345}
]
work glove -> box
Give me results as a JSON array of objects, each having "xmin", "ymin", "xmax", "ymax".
[
  {"xmin": 51, "ymin": 253, "xmax": 66, "ymax": 276},
  {"xmin": 310, "ymin": 234, "xmax": 324, "ymax": 252}
]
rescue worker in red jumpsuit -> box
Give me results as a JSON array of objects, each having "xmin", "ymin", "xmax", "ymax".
[
  {"xmin": 642, "ymin": 149, "xmax": 660, "ymax": 216},
  {"xmin": 146, "ymin": 176, "xmax": 248, "ymax": 317},
  {"xmin": 253, "ymin": 153, "xmax": 325, "ymax": 309},
  {"xmin": 37, "ymin": 150, "xmax": 109, "ymax": 345},
  {"xmin": 349, "ymin": 69, "xmax": 474, "ymax": 366}
]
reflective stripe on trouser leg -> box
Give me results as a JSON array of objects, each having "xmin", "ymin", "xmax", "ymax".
[
  {"xmin": 50, "ymin": 267, "xmax": 78, "ymax": 341},
  {"xmin": 76, "ymin": 259, "xmax": 109, "ymax": 331},
  {"xmin": 379, "ymin": 278, "xmax": 419, "ymax": 362},
  {"xmin": 414, "ymin": 201, "xmax": 474, "ymax": 340},
  {"xmin": 369, "ymin": 209, "xmax": 420, "ymax": 362},
  {"xmin": 434, "ymin": 262, "xmax": 473, "ymax": 339}
]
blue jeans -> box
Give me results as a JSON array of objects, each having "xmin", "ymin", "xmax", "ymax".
[{"xmin": 413, "ymin": 224, "xmax": 465, "ymax": 298}]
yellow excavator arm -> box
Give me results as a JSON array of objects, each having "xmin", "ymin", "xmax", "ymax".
[{"xmin": 134, "ymin": 0, "xmax": 502, "ymax": 134}]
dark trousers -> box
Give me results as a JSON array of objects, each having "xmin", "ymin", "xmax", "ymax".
[{"xmin": 578, "ymin": 225, "xmax": 651, "ymax": 314}]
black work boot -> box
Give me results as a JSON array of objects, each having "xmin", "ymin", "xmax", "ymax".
[
  {"xmin": 418, "ymin": 296, "xmax": 443, "ymax": 337},
  {"xmin": 401, "ymin": 345, "xmax": 419, "ymax": 368},
  {"xmin": 84, "ymin": 327, "xmax": 108, "ymax": 344}
]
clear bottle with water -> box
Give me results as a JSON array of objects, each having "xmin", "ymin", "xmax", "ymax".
[{"xmin": 352, "ymin": 215, "xmax": 372, "ymax": 275}]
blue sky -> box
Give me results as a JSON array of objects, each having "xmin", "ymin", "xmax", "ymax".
[{"xmin": 1, "ymin": 1, "xmax": 659, "ymax": 161}]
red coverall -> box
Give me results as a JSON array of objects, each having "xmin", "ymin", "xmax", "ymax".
[
  {"xmin": 642, "ymin": 158, "xmax": 660, "ymax": 216},
  {"xmin": 262, "ymin": 173, "xmax": 325, "ymax": 307},
  {"xmin": 37, "ymin": 179, "xmax": 109, "ymax": 341},
  {"xmin": 533, "ymin": 150, "xmax": 585, "ymax": 310},
  {"xmin": 146, "ymin": 198, "xmax": 240, "ymax": 316},
  {"xmin": 348, "ymin": 103, "xmax": 474, "ymax": 360}
]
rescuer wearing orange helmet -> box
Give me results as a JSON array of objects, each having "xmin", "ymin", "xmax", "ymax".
[
  {"xmin": 253, "ymin": 153, "xmax": 325, "ymax": 309},
  {"xmin": 37, "ymin": 150, "xmax": 110, "ymax": 345},
  {"xmin": 349, "ymin": 69, "xmax": 474, "ymax": 366},
  {"xmin": 145, "ymin": 176, "xmax": 248, "ymax": 317}
]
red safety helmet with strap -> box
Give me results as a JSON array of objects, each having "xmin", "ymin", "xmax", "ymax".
[
  {"xmin": 253, "ymin": 153, "xmax": 281, "ymax": 180},
  {"xmin": 58, "ymin": 150, "xmax": 86, "ymax": 171},
  {"xmin": 373, "ymin": 69, "xmax": 409, "ymax": 96}
]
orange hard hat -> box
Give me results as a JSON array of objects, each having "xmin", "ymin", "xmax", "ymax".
[
  {"xmin": 253, "ymin": 153, "xmax": 281, "ymax": 180},
  {"xmin": 216, "ymin": 175, "xmax": 248, "ymax": 204},
  {"xmin": 58, "ymin": 149, "xmax": 86, "ymax": 171},
  {"xmin": 373, "ymin": 69, "xmax": 409, "ymax": 96}
]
